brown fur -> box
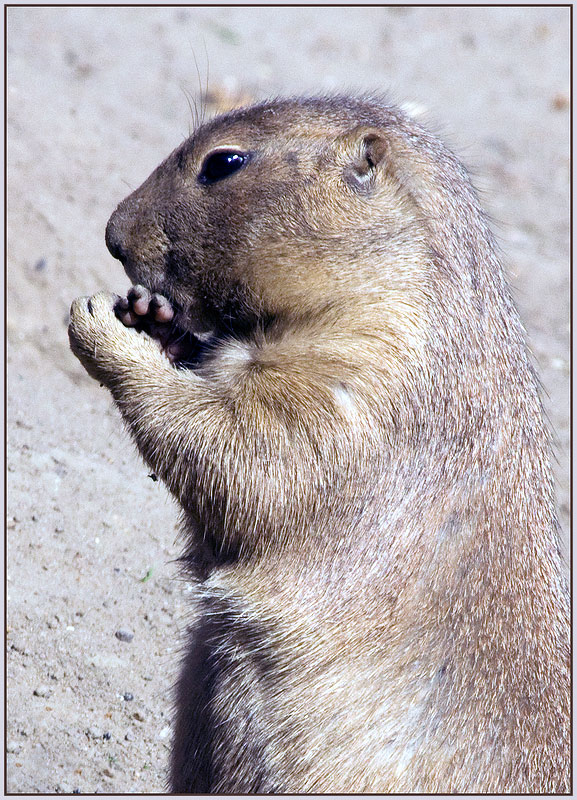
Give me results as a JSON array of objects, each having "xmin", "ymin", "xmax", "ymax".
[{"xmin": 68, "ymin": 95, "xmax": 570, "ymax": 793}]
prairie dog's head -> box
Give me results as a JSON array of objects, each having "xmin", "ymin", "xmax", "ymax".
[{"xmin": 105, "ymin": 96, "xmax": 468, "ymax": 335}]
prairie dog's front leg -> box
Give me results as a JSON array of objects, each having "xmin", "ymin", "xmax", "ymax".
[
  {"xmin": 69, "ymin": 290, "xmax": 209, "ymax": 484},
  {"xmin": 69, "ymin": 291, "xmax": 357, "ymax": 555}
]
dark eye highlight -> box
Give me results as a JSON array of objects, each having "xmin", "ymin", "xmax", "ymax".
[{"xmin": 198, "ymin": 150, "xmax": 249, "ymax": 185}]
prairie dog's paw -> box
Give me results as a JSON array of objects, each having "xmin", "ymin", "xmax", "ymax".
[
  {"xmin": 69, "ymin": 291, "xmax": 163, "ymax": 384},
  {"xmin": 69, "ymin": 291, "xmax": 119, "ymax": 357},
  {"xmin": 115, "ymin": 284, "xmax": 175, "ymax": 327},
  {"xmin": 116, "ymin": 285, "xmax": 203, "ymax": 367}
]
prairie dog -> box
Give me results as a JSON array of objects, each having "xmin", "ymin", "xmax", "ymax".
[{"xmin": 69, "ymin": 95, "xmax": 569, "ymax": 793}]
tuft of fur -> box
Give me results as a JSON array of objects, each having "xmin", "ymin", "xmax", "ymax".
[{"xmin": 69, "ymin": 95, "xmax": 569, "ymax": 793}]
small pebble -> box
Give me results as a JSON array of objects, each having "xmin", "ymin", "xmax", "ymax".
[
  {"xmin": 33, "ymin": 685, "xmax": 51, "ymax": 697},
  {"xmin": 125, "ymin": 729, "xmax": 135, "ymax": 741},
  {"xmin": 535, "ymin": 22, "xmax": 549, "ymax": 38},
  {"xmin": 34, "ymin": 257, "xmax": 47, "ymax": 271},
  {"xmin": 143, "ymin": 675, "xmax": 153, "ymax": 681},
  {"xmin": 102, "ymin": 767, "xmax": 115, "ymax": 779},
  {"xmin": 552, "ymin": 92, "xmax": 569, "ymax": 112},
  {"xmin": 123, "ymin": 692, "xmax": 134, "ymax": 701},
  {"xmin": 103, "ymin": 731, "xmax": 111, "ymax": 740},
  {"xmin": 86, "ymin": 726, "xmax": 103, "ymax": 739},
  {"xmin": 133, "ymin": 710, "xmax": 146, "ymax": 722},
  {"xmin": 158, "ymin": 725, "xmax": 171, "ymax": 740},
  {"xmin": 115, "ymin": 628, "xmax": 134, "ymax": 643}
]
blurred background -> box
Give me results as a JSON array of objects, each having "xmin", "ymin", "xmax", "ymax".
[{"xmin": 7, "ymin": 6, "xmax": 570, "ymax": 793}]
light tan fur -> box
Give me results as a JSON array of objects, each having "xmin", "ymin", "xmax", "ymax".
[{"xmin": 69, "ymin": 96, "xmax": 569, "ymax": 793}]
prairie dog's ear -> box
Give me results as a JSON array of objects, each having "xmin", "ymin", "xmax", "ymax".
[{"xmin": 340, "ymin": 126, "xmax": 388, "ymax": 193}]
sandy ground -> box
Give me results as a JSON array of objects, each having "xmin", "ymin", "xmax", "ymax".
[{"xmin": 6, "ymin": 6, "xmax": 570, "ymax": 795}]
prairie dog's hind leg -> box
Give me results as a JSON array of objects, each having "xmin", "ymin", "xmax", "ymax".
[
  {"xmin": 169, "ymin": 621, "xmax": 214, "ymax": 793},
  {"xmin": 170, "ymin": 605, "xmax": 279, "ymax": 794}
]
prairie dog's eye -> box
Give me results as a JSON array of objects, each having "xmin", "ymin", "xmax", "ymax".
[{"xmin": 198, "ymin": 150, "xmax": 249, "ymax": 185}]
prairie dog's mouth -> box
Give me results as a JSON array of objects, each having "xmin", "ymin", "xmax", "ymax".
[
  {"xmin": 150, "ymin": 318, "xmax": 215, "ymax": 369},
  {"xmin": 153, "ymin": 312, "xmax": 215, "ymax": 369},
  {"xmin": 163, "ymin": 327, "xmax": 211, "ymax": 368},
  {"xmin": 150, "ymin": 287, "xmax": 216, "ymax": 339}
]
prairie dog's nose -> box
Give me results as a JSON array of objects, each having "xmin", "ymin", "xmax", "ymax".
[
  {"xmin": 105, "ymin": 206, "xmax": 129, "ymax": 263},
  {"xmin": 105, "ymin": 195, "xmax": 169, "ymax": 271}
]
